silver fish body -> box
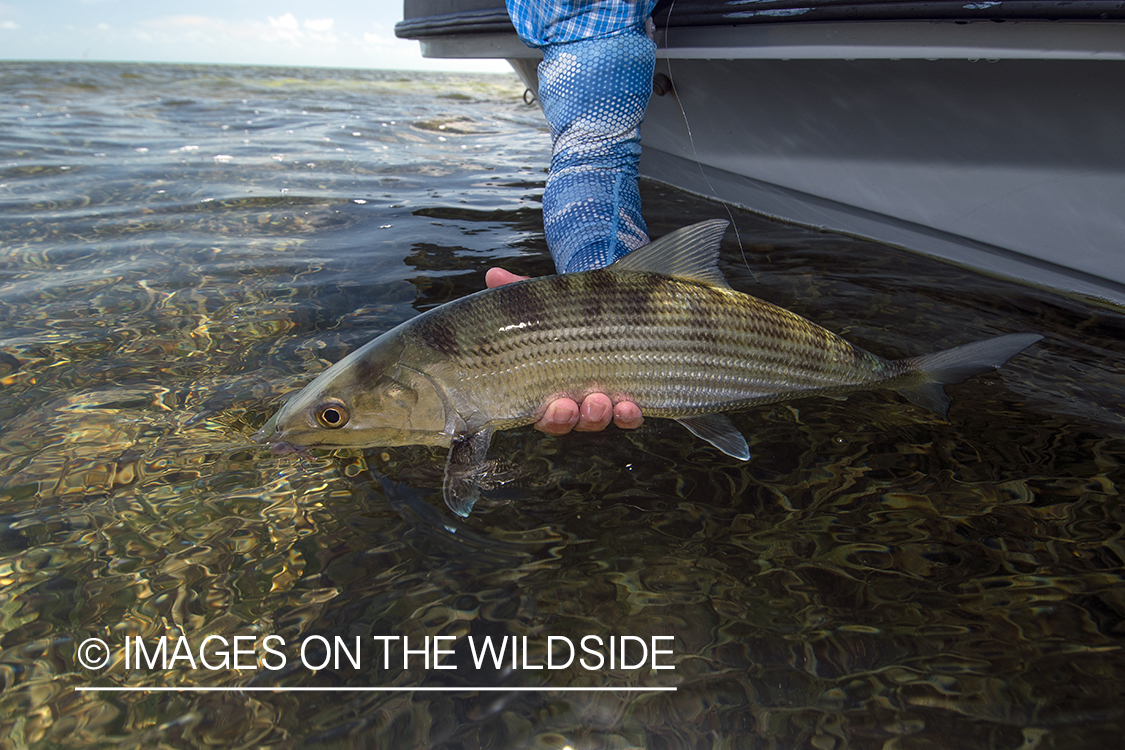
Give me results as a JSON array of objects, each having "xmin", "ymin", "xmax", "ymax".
[{"xmin": 257, "ymin": 220, "xmax": 1041, "ymax": 516}]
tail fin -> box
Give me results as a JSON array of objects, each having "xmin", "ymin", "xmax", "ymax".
[{"xmin": 895, "ymin": 332, "xmax": 1042, "ymax": 417}]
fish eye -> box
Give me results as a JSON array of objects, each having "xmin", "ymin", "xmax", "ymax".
[{"xmin": 315, "ymin": 399, "xmax": 350, "ymax": 429}]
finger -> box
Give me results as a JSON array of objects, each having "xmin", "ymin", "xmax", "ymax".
[
  {"xmin": 574, "ymin": 393, "xmax": 613, "ymax": 432},
  {"xmin": 535, "ymin": 398, "xmax": 580, "ymax": 435},
  {"xmin": 612, "ymin": 401, "xmax": 644, "ymax": 430},
  {"xmin": 485, "ymin": 267, "xmax": 530, "ymax": 289}
]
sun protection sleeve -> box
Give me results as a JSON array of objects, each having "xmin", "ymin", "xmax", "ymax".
[
  {"xmin": 505, "ymin": 0, "xmax": 657, "ymax": 46},
  {"xmin": 506, "ymin": 1, "xmax": 657, "ymax": 272}
]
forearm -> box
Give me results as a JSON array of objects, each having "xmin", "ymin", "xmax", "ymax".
[
  {"xmin": 506, "ymin": 0, "xmax": 658, "ymax": 272},
  {"xmin": 539, "ymin": 31, "xmax": 655, "ymax": 272}
]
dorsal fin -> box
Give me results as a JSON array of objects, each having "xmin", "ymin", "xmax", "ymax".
[{"xmin": 609, "ymin": 219, "xmax": 731, "ymax": 288}]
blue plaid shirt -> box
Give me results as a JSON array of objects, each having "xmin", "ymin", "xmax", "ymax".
[{"xmin": 505, "ymin": 0, "xmax": 657, "ymax": 47}]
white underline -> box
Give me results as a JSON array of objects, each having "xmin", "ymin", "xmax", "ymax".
[{"xmin": 75, "ymin": 686, "xmax": 676, "ymax": 693}]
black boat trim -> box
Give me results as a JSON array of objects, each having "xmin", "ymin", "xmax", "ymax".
[{"xmin": 396, "ymin": 0, "xmax": 1125, "ymax": 40}]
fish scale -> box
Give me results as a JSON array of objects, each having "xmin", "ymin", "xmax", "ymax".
[
  {"xmin": 257, "ymin": 219, "xmax": 1042, "ymax": 517},
  {"xmin": 426, "ymin": 269, "xmax": 898, "ymax": 421}
]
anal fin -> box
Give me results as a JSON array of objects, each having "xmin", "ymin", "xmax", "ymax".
[{"xmin": 675, "ymin": 414, "xmax": 750, "ymax": 461}]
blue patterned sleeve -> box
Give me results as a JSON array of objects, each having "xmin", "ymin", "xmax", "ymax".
[
  {"xmin": 506, "ymin": 1, "xmax": 658, "ymax": 273},
  {"xmin": 506, "ymin": 0, "xmax": 656, "ymax": 46}
]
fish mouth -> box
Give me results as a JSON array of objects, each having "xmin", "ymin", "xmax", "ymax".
[
  {"xmin": 268, "ymin": 441, "xmax": 316, "ymax": 459},
  {"xmin": 254, "ymin": 413, "xmax": 316, "ymax": 458},
  {"xmin": 252, "ymin": 413, "xmax": 279, "ymax": 444}
]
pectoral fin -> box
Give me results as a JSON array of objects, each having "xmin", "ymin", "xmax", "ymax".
[
  {"xmin": 442, "ymin": 426, "xmax": 495, "ymax": 518},
  {"xmin": 675, "ymin": 414, "xmax": 750, "ymax": 461}
]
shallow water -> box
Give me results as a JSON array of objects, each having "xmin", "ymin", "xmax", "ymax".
[{"xmin": 0, "ymin": 61, "xmax": 1123, "ymax": 749}]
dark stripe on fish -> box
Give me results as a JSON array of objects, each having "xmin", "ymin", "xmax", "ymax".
[
  {"xmin": 687, "ymin": 293, "xmax": 718, "ymax": 346},
  {"xmin": 496, "ymin": 278, "xmax": 549, "ymax": 333},
  {"xmin": 353, "ymin": 351, "xmax": 387, "ymax": 386},
  {"xmin": 415, "ymin": 315, "xmax": 462, "ymax": 357},
  {"xmin": 619, "ymin": 275, "xmax": 663, "ymax": 330},
  {"xmin": 580, "ymin": 270, "xmax": 609, "ymax": 323}
]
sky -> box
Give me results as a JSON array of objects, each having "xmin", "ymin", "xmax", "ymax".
[{"xmin": 0, "ymin": 0, "xmax": 514, "ymax": 72}]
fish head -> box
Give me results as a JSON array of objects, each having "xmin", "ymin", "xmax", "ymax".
[{"xmin": 256, "ymin": 332, "xmax": 452, "ymax": 450}]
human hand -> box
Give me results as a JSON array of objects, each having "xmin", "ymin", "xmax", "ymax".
[{"xmin": 484, "ymin": 267, "xmax": 644, "ymax": 434}]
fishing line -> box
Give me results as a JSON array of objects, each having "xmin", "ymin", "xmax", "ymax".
[{"xmin": 656, "ymin": 1, "xmax": 757, "ymax": 281}]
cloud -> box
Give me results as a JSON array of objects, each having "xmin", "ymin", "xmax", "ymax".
[
  {"xmin": 266, "ymin": 12, "xmax": 300, "ymax": 42},
  {"xmin": 134, "ymin": 13, "xmax": 342, "ymax": 49},
  {"xmin": 303, "ymin": 18, "xmax": 333, "ymax": 33},
  {"xmin": 136, "ymin": 13, "xmax": 339, "ymax": 48},
  {"xmin": 141, "ymin": 15, "xmax": 247, "ymax": 35},
  {"xmin": 264, "ymin": 13, "xmax": 336, "ymax": 45},
  {"xmin": 0, "ymin": 6, "xmax": 511, "ymax": 72},
  {"xmin": 0, "ymin": 1, "xmax": 18, "ymax": 31}
]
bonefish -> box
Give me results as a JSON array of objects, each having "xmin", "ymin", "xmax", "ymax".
[{"xmin": 256, "ymin": 220, "xmax": 1041, "ymax": 516}]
